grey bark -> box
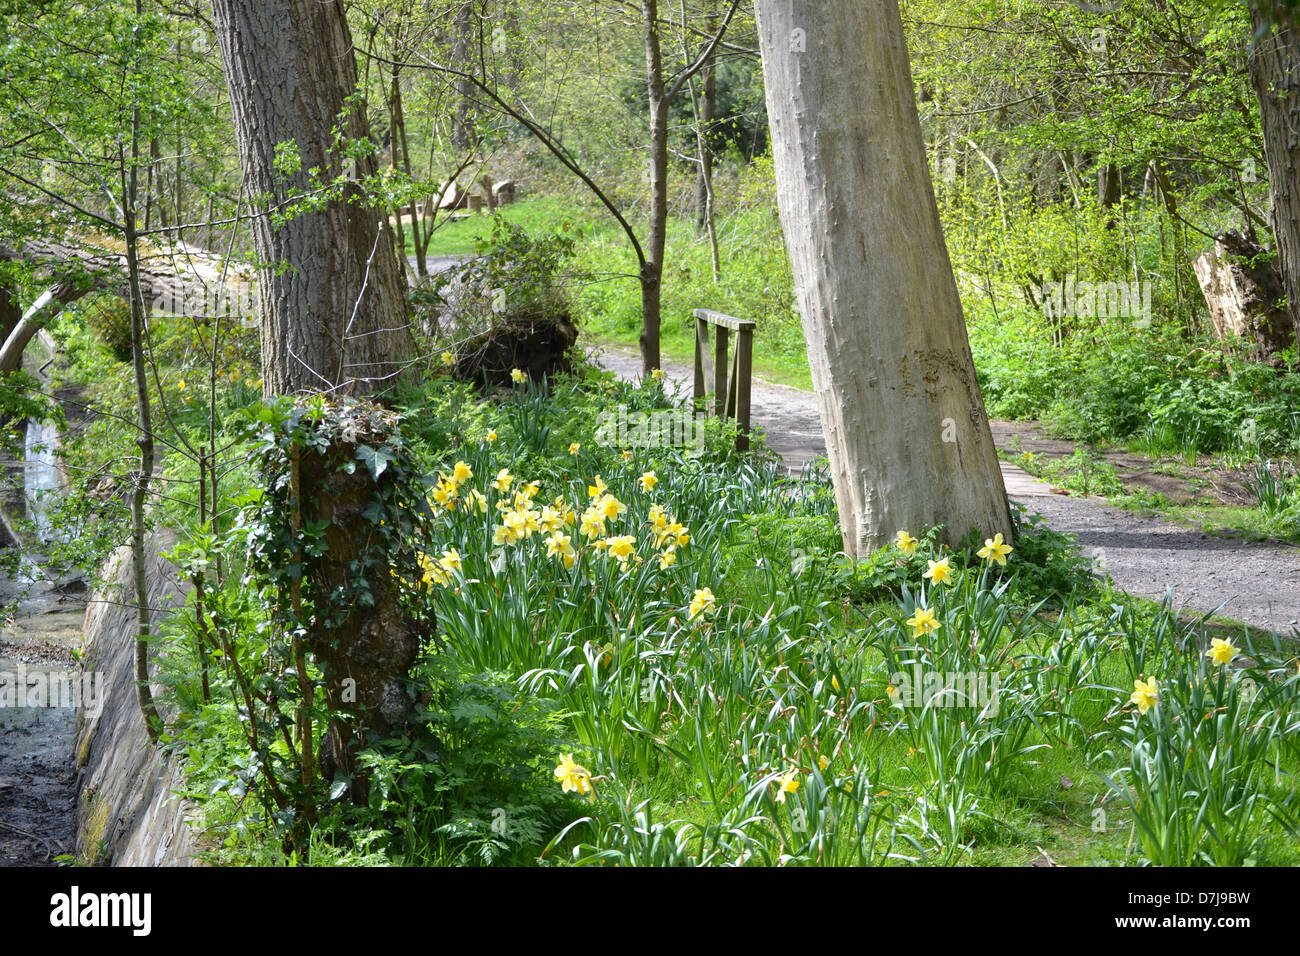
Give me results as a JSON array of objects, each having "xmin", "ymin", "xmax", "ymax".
[{"xmin": 754, "ymin": 0, "xmax": 1013, "ymax": 556}]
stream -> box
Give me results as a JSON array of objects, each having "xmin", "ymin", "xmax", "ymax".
[{"xmin": 0, "ymin": 415, "xmax": 85, "ymax": 865}]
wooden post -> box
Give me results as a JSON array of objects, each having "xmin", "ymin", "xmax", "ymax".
[
  {"xmin": 736, "ymin": 326, "xmax": 753, "ymax": 452},
  {"xmin": 713, "ymin": 325, "xmax": 729, "ymax": 417},
  {"xmin": 694, "ymin": 313, "xmax": 709, "ymax": 406}
]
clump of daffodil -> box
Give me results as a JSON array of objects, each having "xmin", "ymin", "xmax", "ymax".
[
  {"xmin": 905, "ymin": 606, "xmax": 940, "ymax": 638},
  {"xmin": 895, "ymin": 529, "xmax": 918, "ymax": 556},
  {"xmin": 430, "ymin": 474, "xmax": 460, "ymax": 512},
  {"xmin": 1205, "ymin": 637, "xmax": 1239, "ymax": 667},
  {"xmin": 639, "ymin": 471, "xmax": 658, "ymax": 492},
  {"xmin": 554, "ymin": 754, "xmax": 595, "ymax": 801},
  {"xmin": 978, "ymin": 532, "xmax": 1013, "ymax": 565},
  {"xmin": 510, "ymin": 368, "xmax": 527, "ymax": 384},
  {"xmin": 689, "ymin": 587, "xmax": 716, "ymax": 620},
  {"xmin": 923, "ymin": 557, "xmax": 954, "ymax": 585},
  {"xmin": 1130, "ymin": 676, "xmax": 1160, "ymax": 715},
  {"xmin": 648, "ymin": 504, "xmax": 689, "ymax": 549},
  {"xmin": 775, "ymin": 768, "xmax": 801, "ymax": 803}
]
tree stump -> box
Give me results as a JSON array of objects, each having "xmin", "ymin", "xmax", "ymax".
[{"xmin": 1193, "ymin": 230, "xmax": 1295, "ymax": 366}]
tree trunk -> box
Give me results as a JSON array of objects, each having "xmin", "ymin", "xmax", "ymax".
[
  {"xmin": 754, "ymin": 0, "xmax": 1013, "ymax": 556},
  {"xmin": 1248, "ymin": 3, "xmax": 1300, "ymax": 344},
  {"xmin": 641, "ymin": 0, "xmax": 668, "ymax": 374},
  {"xmin": 210, "ymin": 0, "xmax": 414, "ymax": 397},
  {"xmin": 451, "ymin": 2, "xmax": 476, "ymax": 151}
]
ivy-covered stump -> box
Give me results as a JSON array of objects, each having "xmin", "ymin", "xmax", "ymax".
[{"xmin": 247, "ymin": 396, "xmax": 427, "ymax": 798}]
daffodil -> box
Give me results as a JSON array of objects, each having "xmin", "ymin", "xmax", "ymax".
[
  {"xmin": 510, "ymin": 368, "xmax": 527, "ymax": 384},
  {"xmin": 486, "ymin": 430, "xmax": 498, "ymax": 443},
  {"xmin": 597, "ymin": 493, "xmax": 627, "ymax": 522},
  {"xmin": 689, "ymin": 587, "xmax": 716, "ymax": 620},
  {"xmin": 621, "ymin": 449, "xmax": 634, "ymax": 461},
  {"xmin": 1130, "ymin": 677, "xmax": 1160, "ymax": 715},
  {"xmin": 775, "ymin": 768, "xmax": 800, "ymax": 803},
  {"xmin": 818, "ymin": 754, "xmax": 830, "ymax": 771},
  {"xmin": 568, "ymin": 442, "xmax": 581, "ymax": 455},
  {"xmin": 607, "ymin": 534, "xmax": 637, "ymax": 565},
  {"xmin": 658, "ymin": 548, "xmax": 677, "ymax": 570},
  {"xmin": 546, "ymin": 532, "xmax": 576, "ymax": 568},
  {"xmin": 493, "ymin": 468, "xmax": 514, "ymax": 493},
  {"xmin": 977, "ymin": 532, "xmax": 1013, "ymax": 565},
  {"xmin": 452, "ymin": 460, "xmax": 473, "ymax": 484},
  {"xmin": 651, "ymin": 368, "xmax": 665, "ymax": 380},
  {"xmin": 438, "ymin": 548, "xmax": 462, "ymax": 573},
  {"xmin": 639, "ymin": 471, "xmax": 658, "ymax": 492},
  {"xmin": 554, "ymin": 754, "xmax": 595, "ymax": 801},
  {"xmin": 923, "ymin": 557, "xmax": 954, "ymax": 585},
  {"xmin": 441, "ymin": 351, "xmax": 455, "ymax": 366},
  {"xmin": 1205, "ymin": 637, "xmax": 1239, "ymax": 667},
  {"xmin": 466, "ymin": 488, "xmax": 488, "ymax": 513},
  {"xmin": 588, "ymin": 476, "xmax": 607, "ymax": 498},
  {"xmin": 579, "ymin": 509, "xmax": 606, "ymax": 539},
  {"xmin": 905, "ymin": 606, "xmax": 940, "ymax": 638},
  {"xmin": 895, "ymin": 530, "xmax": 918, "ymax": 556}
]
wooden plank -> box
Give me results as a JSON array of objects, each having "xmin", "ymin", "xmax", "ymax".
[{"xmin": 693, "ymin": 307, "xmax": 756, "ymax": 332}]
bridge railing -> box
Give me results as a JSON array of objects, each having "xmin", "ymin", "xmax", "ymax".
[{"xmin": 692, "ymin": 308, "xmax": 755, "ymax": 452}]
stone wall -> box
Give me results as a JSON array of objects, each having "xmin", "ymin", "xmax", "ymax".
[{"xmin": 73, "ymin": 530, "xmax": 199, "ymax": 866}]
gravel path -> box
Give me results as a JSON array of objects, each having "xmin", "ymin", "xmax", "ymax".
[{"xmin": 592, "ymin": 343, "xmax": 1300, "ymax": 636}]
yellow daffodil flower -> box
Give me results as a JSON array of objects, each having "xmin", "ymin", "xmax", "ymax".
[
  {"xmin": 510, "ymin": 368, "xmax": 527, "ymax": 384},
  {"xmin": 923, "ymin": 557, "xmax": 954, "ymax": 585},
  {"xmin": 554, "ymin": 754, "xmax": 595, "ymax": 801},
  {"xmin": 977, "ymin": 532, "xmax": 1013, "ymax": 565},
  {"xmin": 895, "ymin": 530, "xmax": 918, "ymax": 556},
  {"xmin": 775, "ymin": 768, "xmax": 800, "ymax": 803},
  {"xmin": 639, "ymin": 471, "xmax": 658, "ymax": 492},
  {"xmin": 1130, "ymin": 677, "xmax": 1159, "ymax": 715},
  {"xmin": 1205, "ymin": 637, "xmax": 1239, "ymax": 667},
  {"xmin": 689, "ymin": 587, "xmax": 716, "ymax": 620},
  {"xmin": 905, "ymin": 606, "xmax": 941, "ymax": 638}
]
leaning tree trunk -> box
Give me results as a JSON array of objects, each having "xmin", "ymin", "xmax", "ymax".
[
  {"xmin": 1248, "ymin": 3, "xmax": 1300, "ymax": 346},
  {"xmin": 754, "ymin": 0, "xmax": 1012, "ymax": 557},
  {"xmin": 210, "ymin": 0, "xmax": 414, "ymax": 396}
]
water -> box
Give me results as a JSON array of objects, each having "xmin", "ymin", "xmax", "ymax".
[{"xmin": 22, "ymin": 417, "xmax": 59, "ymax": 542}]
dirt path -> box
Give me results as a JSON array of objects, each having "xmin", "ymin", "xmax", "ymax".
[{"xmin": 592, "ymin": 344, "xmax": 1300, "ymax": 636}]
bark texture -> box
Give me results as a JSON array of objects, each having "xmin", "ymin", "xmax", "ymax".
[
  {"xmin": 754, "ymin": 0, "xmax": 1013, "ymax": 556},
  {"xmin": 1248, "ymin": 3, "xmax": 1300, "ymax": 344},
  {"xmin": 211, "ymin": 0, "xmax": 413, "ymax": 396}
]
